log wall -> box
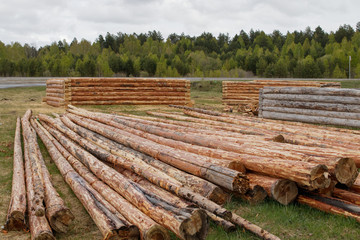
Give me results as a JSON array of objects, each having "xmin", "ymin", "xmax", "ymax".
[
  {"xmin": 258, "ymin": 87, "xmax": 360, "ymax": 128},
  {"xmin": 222, "ymin": 80, "xmax": 340, "ymax": 112},
  {"xmin": 44, "ymin": 78, "xmax": 191, "ymax": 107}
]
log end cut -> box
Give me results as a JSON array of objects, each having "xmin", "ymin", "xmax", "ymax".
[
  {"xmin": 179, "ymin": 209, "xmax": 209, "ymax": 240},
  {"xmin": 271, "ymin": 180, "xmax": 298, "ymax": 205},
  {"xmin": 33, "ymin": 230, "xmax": 56, "ymax": 240},
  {"xmin": 333, "ymin": 157, "xmax": 358, "ymax": 187},
  {"xmin": 309, "ymin": 164, "xmax": 331, "ymax": 190},
  {"xmin": 206, "ymin": 187, "xmax": 230, "ymax": 206},
  {"xmin": 232, "ymin": 174, "xmax": 250, "ymax": 195},
  {"xmin": 4, "ymin": 211, "xmax": 26, "ymax": 231},
  {"xmin": 48, "ymin": 207, "xmax": 75, "ymax": 233},
  {"xmin": 143, "ymin": 225, "xmax": 170, "ymax": 240}
]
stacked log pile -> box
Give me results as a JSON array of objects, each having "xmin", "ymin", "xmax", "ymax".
[
  {"xmin": 44, "ymin": 78, "xmax": 191, "ymax": 107},
  {"xmin": 222, "ymin": 80, "xmax": 340, "ymax": 113},
  {"xmin": 259, "ymin": 86, "xmax": 360, "ymax": 128}
]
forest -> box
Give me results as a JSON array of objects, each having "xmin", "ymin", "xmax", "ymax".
[{"xmin": 0, "ymin": 23, "xmax": 359, "ymax": 78}]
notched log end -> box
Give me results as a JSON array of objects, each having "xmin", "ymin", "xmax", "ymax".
[
  {"xmin": 333, "ymin": 157, "xmax": 358, "ymax": 187},
  {"xmin": 309, "ymin": 164, "xmax": 331, "ymax": 190}
]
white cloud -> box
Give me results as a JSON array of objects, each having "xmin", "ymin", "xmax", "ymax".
[{"xmin": 0, "ymin": 0, "xmax": 359, "ymax": 46}]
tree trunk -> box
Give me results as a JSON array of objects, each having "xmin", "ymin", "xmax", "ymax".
[
  {"xmin": 32, "ymin": 119, "xmax": 168, "ymax": 240},
  {"xmin": 38, "ymin": 120, "xmax": 210, "ymax": 240},
  {"xmin": 247, "ymin": 173, "xmax": 298, "ymax": 205},
  {"xmin": 5, "ymin": 117, "xmax": 27, "ymax": 231}
]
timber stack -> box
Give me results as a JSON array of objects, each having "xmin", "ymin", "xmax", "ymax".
[
  {"xmin": 44, "ymin": 78, "xmax": 191, "ymax": 107},
  {"xmin": 222, "ymin": 80, "xmax": 340, "ymax": 113},
  {"xmin": 259, "ymin": 86, "xmax": 360, "ymax": 128}
]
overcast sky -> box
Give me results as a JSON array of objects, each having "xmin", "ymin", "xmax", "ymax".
[{"xmin": 0, "ymin": 0, "xmax": 359, "ymax": 47}]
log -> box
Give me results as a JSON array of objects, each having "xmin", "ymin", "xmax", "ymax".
[
  {"xmin": 53, "ymin": 116, "xmax": 228, "ymax": 205},
  {"xmin": 21, "ymin": 110, "xmax": 45, "ymax": 217},
  {"xmin": 59, "ymin": 111, "xmax": 247, "ymax": 195},
  {"xmin": 70, "ymin": 96, "xmax": 189, "ymax": 101},
  {"xmin": 70, "ymin": 86, "xmax": 189, "ymax": 92},
  {"xmin": 31, "ymin": 119, "xmax": 169, "ymax": 240},
  {"xmin": 4, "ymin": 118, "xmax": 27, "ymax": 231},
  {"xmin": 38, "ymin": 121, "xmax": 209, "ymax": 240},
  {"xmin": 71, "ymin": 91, "xmax": 188, "ymax": 97},
  {"xmin": 205, "ymin": 210, "xmax": 236, "ymax": 232},
  {"xmin": 332, "ymin": 188, "xmax": 360, "ymax": 206},
  {"xmin": 51, "ymin": 114, "xmax": 233, "ymax": 219},
  {"xmin": 30, "ymin": 121, "xmax": 138, "ymax": 239},
  {"xmin": 70, "ymin": 100, "xmax": 189, "ymax": 106},
  {"xmin": 24, "ymin": 130, "xmax": 55, "ymax": 240},
  {"xmin": 297, "ymin": 194, "xmax": 360, "ymax": 222},
  {"xmin": 262, "ymin": 86, "xmax": 360, "ymax": 96},
  {"xmin": 66, "ymin": 108, "xmax": 330, "ymax": 190},
  {"xmin": 32, "ymin": 124, "xmax": 75, "ymax": 233},
  {"xmin": 238, "ymin": 185, "xmax": 268, "ymax": 205},
  {"xmin": 263, "ymin": 93, "xmax": 360, "ymax": 104},
  {"xmin": 247, "ymin": 173, "xmax": 298, "ymax": 205},
  {"xmin": 350, "ymin": 176, "xmax": 360, "ymax": 193}
]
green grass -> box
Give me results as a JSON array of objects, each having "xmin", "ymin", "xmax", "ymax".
[{"xmin": 1, "ymin": 83, "xmax": 360, "ymax": 239}]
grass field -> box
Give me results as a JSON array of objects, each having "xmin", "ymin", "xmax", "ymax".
[{"xmin": 1, "ymin": 81, "xmax": 360, "ymax": 239}]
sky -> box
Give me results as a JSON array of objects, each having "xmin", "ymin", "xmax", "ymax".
[{"xmin": 0, "ymin": 0, "xmax": 359, "ymax": 47}]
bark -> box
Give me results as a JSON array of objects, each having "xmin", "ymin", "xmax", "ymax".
[
  {"xmin": 350, "ymin": 176, "xmax": 360, "ymax": 193},
  {"xmin": 24, "ymin": 130, "xmax": 55, "ymax": 240},
  {"xmin": 70, "ymin": 100, "xmax": 189, "ymax": 106},
  {"xmin": 32, "ymin": 122, "xmax": 75, "ymax": 233},
  {"xmin": 66, "ymin": 108, "xmax": 330, "ymax": 190},
  {"xmin": 21, "ymin": 110, "xmax": 45, "ymax": 217},
  {"xmin": 30, "ymin": 120, "xmax": 138, "ymax": 240},
  {"xmin": 5, "ymin": 117, "xmax": 27, "ymax": 231},
  {"xmin": 38, "ymin": 120, "xmax": 210, "ymax": 240},
  {"xmin": 297, "ymin": 194, "xmax": 360, "ymax": 222},
  {"xmin": 332, "ymin": 188, "xmax": 360, "ymax": 206},
  {"xmin": 32, "ymin": 119, "xmax": 168, "ymax": 240},
  {"xmin": 205, "ymin": 211, "xmax": 236, "ymax": 232},
  {"xmin": 59, "ymin": 111, "xmax": 246, "ymax": 195},
  {"xmin": 247, "ymin": 173, "xmax": 298, "ymax": 205}
]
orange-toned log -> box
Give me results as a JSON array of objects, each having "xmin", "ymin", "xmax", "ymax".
[
  {"xmin": 332, "ymin": 188, "xmax": 360, "ymax": 206},
  {"xmin": 350, "ymin": 176, "xmax": 360, "ymax": 193},
  {"xmin": 70, "ymin": 100, "xmax": 189, "ymax": 105},
  {"xmin": 4, "ymin": 118, "xmax": 27, "ymax": 231}
]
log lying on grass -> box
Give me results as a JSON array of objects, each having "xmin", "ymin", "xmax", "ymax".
[
  {"xmin": 205, "ymin": 211, "xmax": 236, "ymax": 232},
  {"xmin": 31, "ymin": 119, "xmax": 168, "ymax": 240},
  {"xmin": 38, "ymin": 120, "xmax": 210, "ymax": 240},
  {"xmin": 30, "ymin": 120, "xmax": 138, "ymax": 239},
  {"xmin": 247, "ymin": 173, "xmax": 298, "ymax": 205},
  {"xmin": 24, "ymin": 132, "xmax": 55, "ymax": 240},
  {"xmin": 4, "ymin": 118, "xmax": 27, "ymax": 231}
]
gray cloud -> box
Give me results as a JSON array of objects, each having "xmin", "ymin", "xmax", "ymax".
[{"xmin": 0, "ymin": 0, "xmax": 359, "ymax": 46}]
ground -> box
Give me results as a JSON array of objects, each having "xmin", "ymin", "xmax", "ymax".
[{"xmin": 0, "ymin": 80, "xmax": 360, "ymax": 239}]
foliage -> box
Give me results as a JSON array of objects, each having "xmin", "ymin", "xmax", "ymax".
[{"xmin": 0, "ymin": 23, "xmax": 360, "ymax": 78}]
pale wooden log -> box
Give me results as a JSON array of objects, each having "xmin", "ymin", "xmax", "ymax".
[
  {"xmin": 4, "ymin": 118, "xmax": 27, "ymax": 231},
  {"xmin": 46, "ymin": 88, "xmax": 65, "ymax": 94},
  {"xmin": 263, "ymin": 93, "xmax": 360, "ymax": 104},
  {"xmin": 45, "ymin": 96, "xmax": 65, "ymax": 102},
  {"xmin": 261, "ymin": 106, "xmax": 360, "ymax": 120},
  {"xmin": 261, "ymin": 99, "xmax": 360, "ymax": 113},
  {"xmin": 247, "ymin": 173, "xmax": 298, "ymax": 205},
  {"xmin": 54, "ymin": 114, "xmax": 233, "ymax": 219},
  {"xmin": 21, "ymin": 110, "xmax": 45, "ymax": 217},
  {"xmin": 32, "ymin": 119, "xmax": 169, "ymax": 240},
  {"xmin": 24, "ymin": 131, "xmax": 55, "ymax": 240},
  {"xmin": 205, "ymin": 211, "xmax": 236, "ymax": 232},
  {"xmin": 60, "ymin": 111, "xmax": 246, "ymax": 195},
  {"xmin": 70, "ymin": 96, "xmax": 188, "ymax": 101},
  {"xmin": 297, "ymin": 194, "xmax": 360, "ymax": 222},
  {"xmin": 71, "ymin": 91, "xmax": 188, "ymax": 97},
  {"xmin": 66, "ymin": 109, "xmax": 330, "ymax": 190},
  {"xmin": 31, "ymin": 123, "xmax": 74, "ymax": 233},
  {"xmin": 333, "ymin": 188, "xmax": 360, "ymax": 206},
  {"xmin": 55, "ymin": 116, "xmax": 227, "ymax": 205},
  {"xmin": 46, "ymin": 79, "xmax": 65, "ymax": 85},
  {"xmin": 38, "ymin": 121, "xmax": 209, "ymax": 240},
  {"xmin": 46, "ymin": 101, "xmax": 64, "ymax": 107},
  {"xmin": 70, "ymin": 100, "xmax": 189, "ymax": 105},
  {"xmin": 262, "ymin": 86, "xmax": 360, "ymax": 96},
  {"xmin": 261, "ymin": 111, "xmax": 360, "ymax": 128}
]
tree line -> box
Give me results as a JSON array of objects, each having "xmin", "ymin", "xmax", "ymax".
[{"xmin": 1, "ymin": 23, "xmax": 360, "ymax": 78}]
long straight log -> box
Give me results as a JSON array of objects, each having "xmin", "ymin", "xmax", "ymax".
[
  {"xmin": 21, "ymin": 111, "xmax": 45, "ymax": 217},
  {"xmin": 4, "ymin": 118, "xmax": 27, "ymax": 231},
  {"xmin": 205, "ymin": 211, "xmax": 236, "ymax": 232},
  {"xmin": 56, "ymin": 112, "xmax": 246, "ymax": 195},
  {"xmin": 70, "ymin": 96, "xmax": 189, "ymax": 101},
  {"xmin": 32, "ymin": 119, "xmax": 152, "ymax": 239},
  {"xmin": 247, "ymin": 173, "xmax": 298, "ymax": 205},
  {"xmin": 262, "ymin": 87, "xmax": 360, "ymax": 97},
  {"xmin": 30, "ymin": 125, "xmax": 138, "ymax": 239},
  {"xmin": 332, "ymin": 188, "xmax": 360, "ymax": 206},
  {"xmin": 39, "ymin": 121, "xmax": 211, "ymax": 240},
  {"xmin": 24, "ymin": 131, "xmax": 55, "ymax": 240},
  {"xmin": 71, "ymin": 91, "xmax": 188, "ymax": 97},
  {"xmin": 55, "ymin": 116, "xmax": 227, "ymax": 205},
  {"xmin": 263, "ymin": 93, "xmax": 360, "ymax": 104},
  {"xmin": 70, "ymin": 100, "xmax": 189, "ymax": 105},
  {"xmin": 66, "ymin": 108, "xmax": 330, "ymax": 190},
  {"xmin": 297, "ymin": 194, "xmax": 360, "ymax": 222},
  {"xmin": 70, "ymin": 87, "xmax": 189, "ymax": 92}
]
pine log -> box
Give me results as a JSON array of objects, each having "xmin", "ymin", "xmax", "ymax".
[
  {"xmin": 54, "ymin": 116, "xmax": 228, "ymax": 205},
  {"xmin": 247, "ymin": 173, "xmax": 298, "ymax": 205},
  {"xmin": 31, "ymin": 119, "xmax": 169, "ymax": 240},
  {"xmin": 24, "ymin": 131, "xmax": 55, "ymax": 240},
  {"xmin": 350, "ymin": 176, "xmax": 360, "ymax": 193},
  {"xmin": 297, "ymin": 194, "xmax": 360, "ymax": 222},
  {"xmin": 40, "ymin": 121, "xmax": 210, "ymax": 240},
  {"xmin": 205, "ymin": 210, "xmax": 236, "ymax": 232},
  {"xmin": 21, "ymin": 111, "xmax": 45, "ymax": 217},
  {"xmin": 30, "ymin": 122, "xmax": 138, "ymax": 239},
  {"xmin": 238, "ymin": 185, "xmax": 268, "ymax": 205},
  {"xmin": 56, "ymin": 112, "xmax": 247, "ymax": 196},
  {"xmin": 262, "ymin": 87, "xmax": 360, "ymax": 97},
  {"xmin": 71, "ymin": 91, "xmax": 188, "ymax": 97},
  {"xmin": 332, "ymin": 188, "xmax": 360, "ymax": 206},
  {"xmin": 70, "ymin": 100, "xmax": 189, "ymax": 105},
  {"xmin": 49, "ymin": 114, "xmax": 233, "ymax": 219},
  {"xmin": 32, "ymin": 127, "xmax": 74, "ymax": 233},
  {"xmin": 263, "ymin": 94, "xmax": 360, "ymax": 105},
  {"xmin": 4, "ymin": 118, "xmax": 27, "ymax": 231},
  {"xmin": 70, "ymin": 96, "xmax": 189, "ymax": 101},
  {"xmin": 46, "ymin": 79, "xmax": 65, "ymax": 85},
  {"xmin": 70, "ymin": 86, "xmax": 189, "ymax": 92},
  {"xmin": 66, "ymin": 108, "xmax": 330, "ymax": 190}
]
